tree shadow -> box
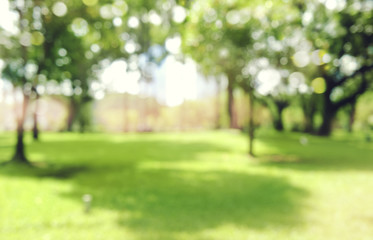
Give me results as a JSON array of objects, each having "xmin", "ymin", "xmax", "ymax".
[
  {"xmin": 60, "ymin": 168, "xmax": 308, "ymax": 234},
  {"xmin": 255, "ymin": 133, "xmax": 373, "ymax": 172},
  {"xmin": 0, "ymin": 161, "xmax": 90, "ymax": 179},
  {"xmin": 26, "ymin": 138, "xmax": 231, "ymax": 167},
  {"xmin": 0, "ymin": 134, "xmax": 308, "ymax": 236},
  {"xmin": 0, "ymin": 137, "xmax": 230, "ymax": 178}
]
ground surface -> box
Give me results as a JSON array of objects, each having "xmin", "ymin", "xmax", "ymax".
[{"xmin": 0, "ymin": 130, "xmax": 372, "ymax": 240}]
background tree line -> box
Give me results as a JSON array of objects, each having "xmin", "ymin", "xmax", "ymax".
[{"xmin": 0, "ymin": 0, "xmax": 372, "ymax": 163}]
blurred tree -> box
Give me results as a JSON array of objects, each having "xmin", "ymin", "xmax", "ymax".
[
  {"xmin": 0, "ymin": 0, "xmax": 39, "ymax": 163},
  {"xmin": 259, "ymin": 96, "xmax": 289, "ymax": 131},
  {"xmin": 0, "ymin": 0, "xmax": 111, "ymax": 161},
  {"xmin": 292, "ymin": 0, "xmax": 373, "ymax": 135},
  {"xmin": 182, "ymin": 0, "xmax": 280, "ymax": 155},
  {"xmin": 182, "ymin": 0, "xmax": 247, "ymax": 129}
]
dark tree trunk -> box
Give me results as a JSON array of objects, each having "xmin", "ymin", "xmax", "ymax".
[
  {"xmin": 78, "ymin": 102, "xmax": 87, "ymax": 133},
  {"xmin": 301, "ymin": 94, "xmax": 316, "ymax": 133},
  {"xmin": 273, "ymin": 103, "xmax": 287, "ymax": 131},
  {"xmin": 304, "ymin": 115, "xmax": 314, "ymax": 133},
  {"xmin": 273, "ymin": 110, "xmax": 284, "ymax": 131},
  {"xmin": 12, "ymin": 130, "xmax": 27, "ymax": 163},
  {"xmin": 248, "ymin": 89, "xmax": 255, "ymax": 157},
  {"xmin": 263, "ymin": 97, "xmax": 288, "ymax": 132},
  {"xmin": 32, "ymin": 92, "xmax": 39, "ymax": 140},
  {"xmin": 318, "ymin": 94, "xmax": 336, "ymax": 136},
  {"xmin": 227, "ymin": 74, "xmax": 237, "ymax": 129},
  {"xmin": 318, "ymin": 72, "xmax": 368, "ymax": 136},
  {"xmin": 32, "ymin": 114, "xmax": 39, "ymax": 140},
  {"xmin": 318, "ymin": 110, "xmax": 336, "ymax": 136},
  {"xmin": 347, "ymin": 100, "xmax": 356, "ymax": 133},
  {"xmin": 79, "ymin": 118, "xmax": 86, "ymax": 133},
  {"xmin": 11, "ymin": 93, "xmax": 30, "ymax": 164},
  {"xmin": 78, "ymin": 97, "xmax": 93, "ymax": 133},
  {"xmin": 67, "ymin": 97, "xmax": 77, "ymax": 132}
]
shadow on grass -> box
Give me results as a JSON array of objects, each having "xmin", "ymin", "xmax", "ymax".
[
  {"xmin": 61, "ymin": 168, "xmax": 308, "ymax": 232},
  {"xmin": 0, "ymin": 161, "xmax": 91, "ymax": 179},
  {"xmin": 255, "ymin": 133, "xmax": 373, "ymax": 172},
  {"xmin": 0, "ymin": 134, "xmax": 308, "ymax": 235},
  {"xmin": 26, "ymin": 138, "xmax": 231, "ymax": 167},
  {"xmin": 0, "ymin": 137, "xmax": 229, "ymax": 178}
]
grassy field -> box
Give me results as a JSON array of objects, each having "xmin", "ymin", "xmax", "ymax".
[{"xmin": 0, "ymin": 130, "xmax": 372, "ymax": 240}]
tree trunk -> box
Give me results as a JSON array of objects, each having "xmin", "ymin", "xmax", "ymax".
[
  {"xmin": 273, "ymin": 104, "xmax": 285, "ymax": 131},
  {"xmin": 318, "ymin": 71, "xmax": 368, "ymax": 136},
  {"xmin": 32, "ymin": 93, "xmax": 39, "ymax": 140},
  {"xmin": 303, "ymin": 108, "xmax": 315, "ymax": 133},
  {"xmin": 67, "ymin": 97, "xmax": 77, "ymax": 132},
  {"xmin": 78, "ymin": 99, "xmax": 92, "ymax": 133},
  {"xmin": 273, "ymin": 115, "xmax": 283, "ymax": 131},
  {"xmin": 318, "ymin": 94, "xmax": 336, "ymax": 136},
  {"xmin": 304, "ymin": 115, "xmax": 314, "ymax": 133},
  {"xmin": 11, "ymin": 7, "xmax": 30, "ymax": 164},
  {"xmin": 264, "ymin": 97, "xmax": 288, "ymax": 132},
  {"xmin": 11, "ymin": 93, "xmax": 30, "ymax": 163},
  {"xmin": 318, "ymin": 111, "xmax": 335, "ymax": 136},
  {"xmin": 301, "ymin": 94, "xmax": 316, "ymax": 133},
  {"xmin": 227, "ymin": 74, "xmax": 237, "ymax": 129},
  {"xmin": 248, "ymin": 89, "xmax": 255, "ymax": 157},
  {"xmin": 347, "ymin": 100, "xmax": 356, "ymax": 133}
]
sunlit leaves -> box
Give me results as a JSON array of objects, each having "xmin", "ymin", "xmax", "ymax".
[
  {"xmin": 19, "ymin": 32, "xmax": 32, "ymax": 46},
  {"xmin": 292, "ymin": 51, "xmax": 310, "ymax": 68},
  {"xmin": 71, "ymin": 18, "xmax": 89, "ymax": 37},
  {"xmin": 311, "ymin": 49, "xmax": 331, "ymax": 65},
  {"xmin": 340, "ymin": 55, "xmax": 359, "ymax": 76},
  {"xmin": 311, "ymin": 77, "xmax": 326, "ymax": 94},
  {"xmin": 52, "ymin": 2, "xmax": 68, "ymax": 17},
  {"xmin": 113, "ymin": 0, "xmax": 128, "ymax": 16},
  {"xmin": 30, "ymin": 31, "xmax": 44, "ymax": 45},
  {"xmin": 100, "ymin": 5, "xmax": 116, "ymax": 19},
  {"xmin": 100, "ymin": 0, "xmax": 128, "ymax": 19}
]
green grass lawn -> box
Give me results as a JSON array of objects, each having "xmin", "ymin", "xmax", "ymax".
[{"xmin": 0, "ymin": 130, "xmax": 372, "ymax": 240}]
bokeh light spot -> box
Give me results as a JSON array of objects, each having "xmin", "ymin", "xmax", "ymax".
[
  {"xmin": 52, "ymin": 2, "xmax": 68, "ymax": 17},
  {"xmin": 71, "ymin": 18, "xmax": 89, "ymax": 37},
  {"xmin": 128, "ymin": 16, "xmax": 139, "ymax": 28},
  {"xmin": 19, "ymin": 32, "xmax": 32, "ymax": 46},
  {"xmin": 172, "ymin": 6, "xmax": 186, "ymax": 23},
  {"xmin": 311, "ymin": 77, "xmax": 326, "ymax": 94},
  {"xmin": 292, "ymin": 51, "xmax": 310, "ymax": 68},
  {"xmin": 31, "ymin": 31, "xmax": 44, "ymax": 46}
]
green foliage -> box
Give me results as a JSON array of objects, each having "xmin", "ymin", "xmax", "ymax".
[{"xmin": 355, "ymin": 91, "xmax": 373, "ymax": 130}]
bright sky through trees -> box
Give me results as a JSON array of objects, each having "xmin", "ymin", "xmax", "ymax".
[
  {"xmin": 0, "ymin": 0, "xmax": 19, "ymax": 35},
  {"xmin": 0, "ymin": 0, "xmax": 284, "ymax": 107},
  {"xmin": 99, "ymin": 56, "xmax": 200, "ymax": 106}
]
